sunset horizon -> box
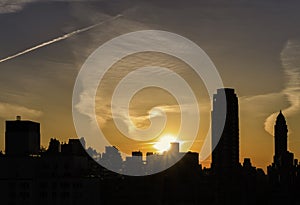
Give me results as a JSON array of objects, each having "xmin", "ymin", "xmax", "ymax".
[{"xmin": 0, "ymin": 1, "xmax": 299, "ymax": 204}]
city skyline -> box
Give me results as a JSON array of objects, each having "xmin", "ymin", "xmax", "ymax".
[
  {"xmin": 0, "ymin": 0, "xmax": 300, "ymax": 173},
  {"xmin": 0, "ymin": 88, "xmax": 298, "ymax": 173},
  {"xmin": 0, "ymin": 88, "xmax": 299, "ymax": 173},
  {"xmin": 0, "ymin": 98, "xmax": 299, "ymax": 204}
]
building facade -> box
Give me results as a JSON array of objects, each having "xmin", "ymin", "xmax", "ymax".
[
  {"xmin": 211, "ymin": 88, "xmax": 240, "ymax": 173},
  {"xmin": 5, "ymin": 116, "xmax": 40, "ymax": 156}
]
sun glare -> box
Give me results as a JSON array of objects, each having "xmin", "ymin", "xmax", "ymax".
[{"xmin": 154, "ymin": 134, "xmax": 177, "ymax": 153}]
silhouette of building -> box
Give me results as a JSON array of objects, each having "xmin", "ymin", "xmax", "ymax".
[
  {"xmin": 268, "ymin": 111, "xmax": 296, "ymax": 185},
  {"xmin": 124, "ymin": 151, "xmax": 144, "ymax": 175},
  {"xmin": 211, "ymin": 88, "xmax": 240, "ymax": 173},
  {"xmin": 46, "ymin": 138, "xmax": 61, "ymax": 154},
  {"xmin": 0, "ymin": 136, "xmax": 103, "ymax": 205},
  {"xmin": 100, "ymin": 146, "xmax": 123, "ymax": 173},
  {"xmin": 273, "ymin": 110, "xmax": 293, "ymax": 169},
  {"xmin": 1, "ymin": 105, "xmax": 300, "ymax": 205},
  {"xmin": 5, "ymin": 116, "xmax": 40, "ymax": 156},
  {"xmin": 169, "ymin": 142, "xmax": 180, "ymax": 155},
  {"xmin": 61, "ymin": 138, "xmax": 86, "ymax": 156},
  {"xmin": 132, "ymin": 150, "xmax": 143, "ymax": 158}
]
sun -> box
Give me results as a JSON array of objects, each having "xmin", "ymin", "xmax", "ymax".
[{"xmin": 154, "ymin": 134, "xmax": 177, "ymax": 153}]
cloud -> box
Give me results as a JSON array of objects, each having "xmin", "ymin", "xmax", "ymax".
[
  {"xmin": 0, "ymin": 0, "xmax": 38, "ymax": 13},
  {"xmin": 0, "ymin": 0, "xmax": 103, "ymax": 14},
  {"xmin": 0, "ymin": 102, "xmax": 42, "ymax": 119},
  {"xmin": 239, "ymin": 40, "xmax": 300, "ymax": 136},
  {"xmin": 264, "ymin": 40, "xmax": 300, "ymax": 134},
  {"xmin": 281, "ymin": 40, "xmax": 300, "ymax": 114}
]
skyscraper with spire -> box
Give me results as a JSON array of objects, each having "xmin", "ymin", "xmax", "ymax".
[
  {"xmin": 268, "ymin": 111, "xmax": 295, "ymax": 185},
  {"xmin": 273, "ymin": 110, "xmax": 290, "ymax": 168}
]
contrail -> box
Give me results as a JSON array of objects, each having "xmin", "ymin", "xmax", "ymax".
[
  {"xmin": 264, "ymin": 40, "xmax": 300, "ymax": 135},
  {"xmin": 0, "ymin": 14, "xmax": 122, "ymax": 63}
]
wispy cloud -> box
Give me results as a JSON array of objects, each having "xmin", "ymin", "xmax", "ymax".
[
  {"xmin": 0, "ymin": 102, "xmax": 42, "ymax": 119},
  {"xmin": 0, "ymin": 0, "xmax": 36, "ymax": 14},
  {"xmin": 0, "ymin": 0, "xmax": 105, "ymax": 14},
  {"xmin": 264, "ymin": 40, "xmax": 300, "ymax": 135}
]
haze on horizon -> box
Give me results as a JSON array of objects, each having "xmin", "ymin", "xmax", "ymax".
[{"xmin": 0, "ymin": 0, "xmax": 300, "ymax": 170}]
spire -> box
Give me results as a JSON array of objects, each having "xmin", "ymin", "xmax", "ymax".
[
  {"xmin": 276, "ymin": 110, "xmax": 286, "ymax": 123},
  {"xmin": 274, "ymin": 110, "xmax": 288, "ymax": 161}
]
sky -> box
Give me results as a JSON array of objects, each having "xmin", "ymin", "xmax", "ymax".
[{"xmin": 0, "ymin": 0, "xmax": 300, "ymax": 170}]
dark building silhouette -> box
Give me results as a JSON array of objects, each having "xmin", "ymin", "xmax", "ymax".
[
  {"xmin": 211, "ymin": 88, "xmax": 240, "ymax": 173},
  {"xmin": 132, "ymin": 150, "xmax": 143, "ymax": 158},
  {"xmin": 61, "ymin": 138, "xmax": 86, "ymax": 156},
  {"xmin": 273, "ymin": 110, "xmax": 293, "ymax": 169},
  {"xmin": 46, "ymin": 138, "xmax": 61, "ymax": 154},
  {"xmin": 268, "ymin": 111, "xmax": 297, "ymax": 187},
  {"xmin": 1, "ymin": 93, "xmax": 300, "ymax": 205},
  {"xmin": 100, "ymin": 146, "xmax": 123, "ymax": 173},
  {"xmin": 266, "ymin": 111, "xmax": 300, "ymax": 205},
  {"xmin": 209, "ymin": 88, "xmax": 241, "ymax": 205},
  {"xmin": 5, "ymin": 116, "xmax": 40, "ymax": 156}
]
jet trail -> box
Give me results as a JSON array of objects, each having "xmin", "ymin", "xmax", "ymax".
[{"xmin": 0, "ymin": 14, "xmax": 122, "ymax": 63}]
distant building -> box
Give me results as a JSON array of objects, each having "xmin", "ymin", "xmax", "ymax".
[
  {"xmin": 211, "ymin": 88, "xmax": 240, "ymax": 173},
  {"xmin": 5, "ymin": 116, "xmax": 40, "ymax": 156},
  {"xmin": 132, "ymin": 150, "xmax": 143, "ymax": 161},
  {"xmin": 273, "ymin": 111, "xmax": 293, "ymax": 169},
  {"xmin": 179, "ymin": 151, "xmax": 199, "ymax": 169},
  {"xmin": 169, "ymin": 142, "xmax": 180, "ymax": 155},
  {"xmin": 46, "ymin": 138, "xmax": 61, "ymax": 154},
  {"xmin": 268, "ymin": 111, "xmax": 296, "ymax": 186},
  {"xmin": 100, "ymin": 146, "xmax": 123, "ymax": 172},
  {"xmin": 1, "ymin": 113, "xmax": 299, "ymax": 205},
  {"xmin": 61, "ymin": 138, "xmax": 86, "ymax": 156}
]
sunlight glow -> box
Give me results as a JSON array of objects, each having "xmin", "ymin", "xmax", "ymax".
[{"xmin": 154, "ymin": 134, "xmax": 177, "ymax": 153}]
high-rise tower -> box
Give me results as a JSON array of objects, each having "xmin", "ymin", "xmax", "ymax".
[
  {"xmin": 273, "ymin": 111, "xmax": 293, "ymax": 168},
  {"xmin": 268, "ymin": 111, "xmax": 295, "ymax": 185},
  {"xmin": 211, "ymin": 88, "xmax": 239, "ymax": 172},
  {"xmin": 274, "ymin": 111, "xmax": 288, "ymax": 163},
  {"xmin": 5, "ymin": 116, "xmax": 40, "ymax": 156}
]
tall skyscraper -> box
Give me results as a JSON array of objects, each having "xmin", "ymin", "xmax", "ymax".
[
  {"xmin": 268, "ymin": 111, "xmax": 295, "ymax": 185},
  {"xmin": 5, "ymin": 116, "xmax": 40, "ymax": 156},
  {"xmin": 273, "ymin": 111, "xmax": 293, "ymax": 168},
  {"xmin": 211, "ymin": 88, "xmax": 240, "ymax": 173}
]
